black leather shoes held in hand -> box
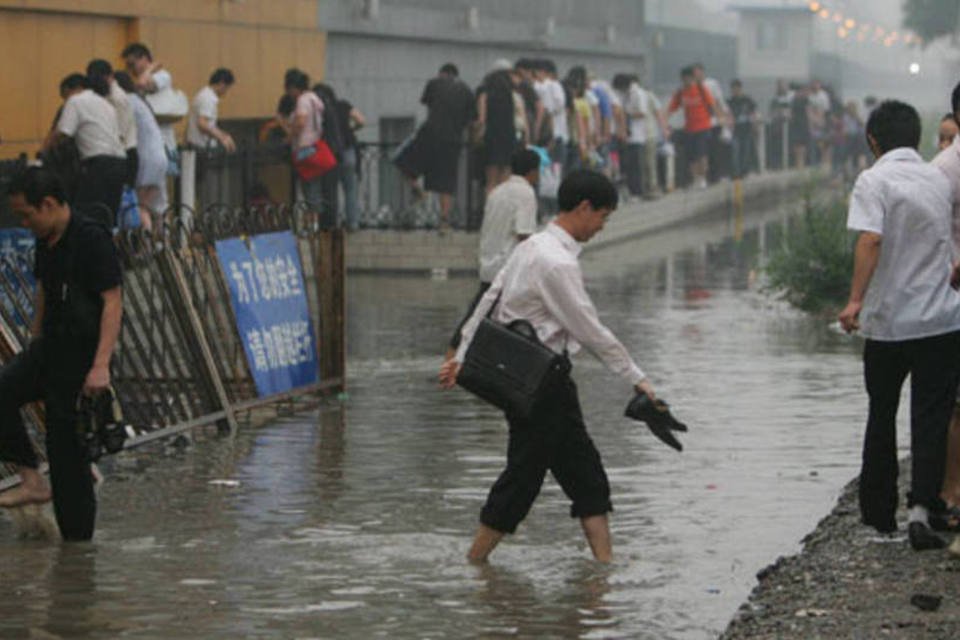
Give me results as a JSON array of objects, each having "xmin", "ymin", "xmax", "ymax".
[{"xmin": 624, "ymin": 394, "xmax": 688, "ymax": 452}]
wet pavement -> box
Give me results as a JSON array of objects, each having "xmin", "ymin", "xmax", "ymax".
[{"xmin": 0, "ymin": 204, "xmax": 901, "ymax": 639}]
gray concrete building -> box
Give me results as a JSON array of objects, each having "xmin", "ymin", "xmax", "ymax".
[
  {"xmin": 319, "ymin": 0, "xmax": 649, "ymax": 144},
  {"xmin": 644, "ymin": 0, "xmax": 738, "ymax": 96}
]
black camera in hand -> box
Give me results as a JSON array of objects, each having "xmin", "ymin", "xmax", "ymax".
[{"xmin": 76, "ymin": 387, "xmax": 127, "ymax": 462}]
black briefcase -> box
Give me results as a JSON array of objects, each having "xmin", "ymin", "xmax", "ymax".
[{"xmin": 457, "ymin": 317, "xmax": 571, "ymax": 419}]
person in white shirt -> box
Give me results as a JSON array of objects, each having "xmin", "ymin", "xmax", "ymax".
[
  {"xmin": 808, "ymin": 79, "xmax": 832, "ymax": 167},
  {"xmin": 614, "ymin": 74, "xmax": 649, "ymax": 198},
  {"xmin": 122, "ymin": 43, "xmax": 178, "ymax": 156},
  {"xmin": 440, "ymin": 170, "xmax": 657, "ymax": 564},
  {"xmin": 42, "ymin": 73, "xmax": 127, "ymax": 227},
  {"xmin": 839, "ymin": 100, "xmax": 960, "ymax": 551},
  {"xmin": 186, "ymin": 68, "xmax": 237, "ymax": 151},
  {"xmin": 86, "ymin": 59, "xmax": 138, "ymax": 189},
  {"xmin": 535, "ymin": 60, "xmax": 570, "ymax": 169},
  {"xmin": 447, "ymin": 149, "xmax": 540, "ymax": 358}
]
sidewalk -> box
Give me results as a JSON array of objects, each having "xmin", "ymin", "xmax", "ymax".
[
  {"xmin": 721, "ymin": 459, "xmax": 960, "ymax": 639},
  {"xmin": 345, "ymin": 169, "xmax": 816, "ymax": 274}
]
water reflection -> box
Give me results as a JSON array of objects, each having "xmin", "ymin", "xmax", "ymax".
[{"xmin": 0, "ymin": 202, "xmax": 896, "ymax": 639}]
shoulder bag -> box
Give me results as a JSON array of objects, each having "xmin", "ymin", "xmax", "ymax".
[
  {"xmin": 457, "ymin": 297, "xmax": 571, "ymax": 419},
  {"xmin": 145, "ymin": 87, "xmax": 189, "ymax": 125}
]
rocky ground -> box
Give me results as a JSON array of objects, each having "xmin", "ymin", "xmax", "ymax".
[{"xmin": 722, "ymin": 461, "xmax": 960, "ymax": 639}]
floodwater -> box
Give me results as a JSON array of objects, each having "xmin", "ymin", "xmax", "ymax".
[{"xmin": 0, "ymin": 202, "xmax": 898, "ymax": 639}]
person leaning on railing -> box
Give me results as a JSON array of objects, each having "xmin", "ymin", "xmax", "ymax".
[{"xmin": 0, "ymin": 167, "xmax": 123, "ymax": 541}]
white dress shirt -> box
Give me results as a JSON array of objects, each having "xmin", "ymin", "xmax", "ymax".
[
  {"xmin": 108, "ymin": 80, "xmax": 138, "ymax": 151},
  {"xmin": 478, "ymin": 175, "xmax": 538, "ymax": 283},
  {"xmin": 186, "ymin": 85, "xmax": 219, "ymax": 148},
  {"xmin": 58, "ymin": 89, "xmax": 126, "ymax": 160},
  {"xmin": 541, "ymin": 78, "xmax": 568, "ymax": 143},
  {"xmin": 456, "ymin": 222, "xmax": 646, "ymax": 386},
  {"xmin": 704, "ymin": 77, "xmax": 727, "ymax": 127},
  {"xmin": 847, "ymin": 147, "xmax": 960, "ymax": 341}
]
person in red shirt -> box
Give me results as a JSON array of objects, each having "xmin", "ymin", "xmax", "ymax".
[{"xmin": 668, "ymin": 66, "xmax": 716, "ymax": 189}]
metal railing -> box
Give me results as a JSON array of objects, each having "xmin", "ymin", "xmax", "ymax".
[{"xmin": 188, "ymin": 142, "xmax": 485, "ymax": 232}]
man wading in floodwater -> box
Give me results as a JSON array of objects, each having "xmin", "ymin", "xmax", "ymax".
[
  {"xmin": 439, "ymin": 170, "xmax": 656, "ymax": 563},
  {"xmin": 839, "ymin": 101, "xmax": 960, "ymax": 551},
  {"xmin": 0, "ymin": 167, "xmax": 123, "ymax": 540}
]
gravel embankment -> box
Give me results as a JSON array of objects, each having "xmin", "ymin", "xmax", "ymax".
[{"xmin": 722, "ymin": 460, "xmax": 960, "ymax": 639}]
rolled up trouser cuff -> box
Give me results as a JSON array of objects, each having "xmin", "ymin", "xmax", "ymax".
[{"xmin": 570, "ymin": 500, "xmax": 613, "ymax": 520}]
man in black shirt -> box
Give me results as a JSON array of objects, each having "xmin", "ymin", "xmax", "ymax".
[
  {"xmin": 0, "ymin": 167, "xmax": 122, "ymax": 541},
  {"xmin": 396, "ymin": 63, "xmax": 476, "ymax": 230},
  {"xmin": 728, "ymin": 80, "xmax": 758, "ymax": 178}
]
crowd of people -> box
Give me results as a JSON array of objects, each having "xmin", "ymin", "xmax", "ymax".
[
  {"xmin": 34, "ymin": 42, "xmax": 370, "ymax": 233},
  {"xmin": 32, "ymin": 44, "xmax": 896, "ymax": 237},
  {"xmin": 394, "ymin": 57, "xmax": 891, "ymax": 234},
  {"xmin": 395, "ymin": 58, "xmax": 675, "ymax": 232},
  {"xmin": 766, "ymin": 77, "xmax": 874, "ymax": 180},
  {"xmin": 37, "ymin": 42, "xmax": 238, "ymax": 231}
]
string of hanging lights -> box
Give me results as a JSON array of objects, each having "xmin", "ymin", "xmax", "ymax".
[{"xmin": 806, "ymin": 1, "xmax": 922, "ymax": 48}]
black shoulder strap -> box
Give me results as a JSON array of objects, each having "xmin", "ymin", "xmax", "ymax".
[{"xmin": 486, "ymin": 292, "xmax": 502, "ymax": 318}]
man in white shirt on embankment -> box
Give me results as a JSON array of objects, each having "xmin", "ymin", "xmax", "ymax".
[
  {"xmin": 440, "ymin": 169, "xmax": 657, "ymax": 564},
  {"xmin": 186, "ymin": 68, "xmax": 237, "ymax": 152},
  {"xmin": 446, "ymin": 148, "xmax": 540, "ymax": 359},
  {"xmin": 839, "ymin": 100, "xmax": 960, "ymax": 552}
]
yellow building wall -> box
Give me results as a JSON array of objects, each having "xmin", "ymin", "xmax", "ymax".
[{"xmin": 0, "ymin": 1, "xmax": 325, "ymax": 158}]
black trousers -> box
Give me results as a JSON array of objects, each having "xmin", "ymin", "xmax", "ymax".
[
  {"xmin": 480, "ymin": 375, "xmax": 612, "ymax": 534},
  {"xmin": 859, "ymin": 331, "xmax": 960, "ymax": 530},
  {"xmin": 75, "ymin": 155, "xmax": 127, "ymax": 228},
  {"xmin": 621, "ymin": 142, "xmax": 646, "ymax": 197},
  {"xmin": 0, "ymin": 340, "xmax": 96, "ymax": 541},
  {"xmin": 449, "ymin": 281, "xmax": 492, "ymax": 350}
]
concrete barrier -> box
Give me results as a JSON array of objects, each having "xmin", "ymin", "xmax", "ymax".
[{"xmin": 345, "ymin": 169, "xmax": 818, "ymax": 274}]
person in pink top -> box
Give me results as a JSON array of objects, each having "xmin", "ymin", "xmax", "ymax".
[{"xmin": 285, "ymin": 68, "xmax": 325, "ymax": 215}]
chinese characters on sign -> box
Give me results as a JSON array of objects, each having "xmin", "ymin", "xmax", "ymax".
[{"xmin": 215, "ymin": 232, "xmax": 319, "ymax": 397}]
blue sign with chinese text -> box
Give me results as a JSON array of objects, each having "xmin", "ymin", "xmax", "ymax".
[{"xmin": 215, "ymin": 231, "xmax": 319, "ymax": 396}]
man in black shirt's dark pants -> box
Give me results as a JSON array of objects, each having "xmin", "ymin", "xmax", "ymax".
[{"xmin": 0, "ymin": 167, "xmax": 123, "ymax": 541}]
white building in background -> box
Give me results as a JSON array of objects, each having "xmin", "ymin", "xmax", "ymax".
[
  {"xmin": 644, "ymin": 0, "xmax": 738, "ymax": 95},
  {"xmin": 732, "ymin": 2, "xmax": 956, "ymax": 115}
]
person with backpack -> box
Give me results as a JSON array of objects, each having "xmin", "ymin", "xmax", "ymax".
[{"xmin": 667, "ymin": 66, "xmax": 716, "ymax": 189}]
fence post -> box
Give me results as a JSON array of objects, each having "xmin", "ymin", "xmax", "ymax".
[
  {"xmin": 180, "ymin": 149, "xmax": 197, "ymax": 234},
  {"xmin": 757, "ymin": 120, "xmax": 767, "ymax": 174},
  {"xmin": 155, "ymin": 249, "xmax": 239, "ymax": 435},
  {"xmin": 313, "ymin": 230, "xmax": 347, "ymax": 388},
  {"xmin": 782, "ymin": 121, "xmax": 789, "ymax": 170},
  {"xmin": 665, "ymin": 150, "xmax": 676, "ymax": 193}
]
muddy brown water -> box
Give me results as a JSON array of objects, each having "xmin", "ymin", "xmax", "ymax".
[{"xmin": 1, "ymin": 204, "xmax": 905, "ymax": 639}]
